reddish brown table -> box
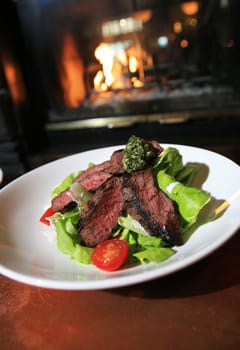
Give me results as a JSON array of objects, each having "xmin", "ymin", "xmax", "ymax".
[{"xmin": 1, "ymin": 145, "xmax": 240, "ymax": 350}]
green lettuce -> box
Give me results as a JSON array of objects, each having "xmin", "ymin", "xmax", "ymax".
[
  {"xmin": 118, "ymin": 214, "xmax": 176, "ymax": 265},
  {"xmin": 118, "ymin": 215, "xmax": 148, "ymax": 236},
  {"xmin": 54, "ymin": 211, "xmax": 93, "ymax": 265},
  {"xmin": 51, "ymin": 173, "xmax": 76, "ymax": 198},
  {"xmin": 153, "ymin": 147, "xmax": 211, "ymax": 229},
  {"xmin": 51, "ymin": 164, "xmax": 94, "ymax": 199},
  {"xmin": 175, "ymin": 164, "xmax": 198, "ymax": 186},
  {"xmin": 153, "ymin": 147, "xmax": 183, "ymax": 176},
  {"xmin": 157, "ymin": 170, "xmax": 210, "ymax": 228},
  {"xmin": 133, "ymin": 247, "xmax": 175, "ymax": 264},
  {"xmin": 54, "ymin": 211, "xmax": 175, "ymax": 267},
  {"xmin": 51, "ymin": 146, "xmax": 211, "ymax": 268}
]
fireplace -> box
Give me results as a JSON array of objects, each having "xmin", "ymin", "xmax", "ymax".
[{"xmin": 1, "ymin": 0, "xmax": 240, "ymax": 160}]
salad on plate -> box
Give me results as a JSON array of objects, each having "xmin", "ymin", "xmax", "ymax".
[{"xmin": 40, "ymin": 135, "xmax": 211, "ymax": 271}]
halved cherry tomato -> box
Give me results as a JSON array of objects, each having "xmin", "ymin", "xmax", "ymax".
[
  {"xmin": 40, "ymin": 207, "xmax": 55, "ymax": 225},
  {"xmin": 91, "ymin": 239, "xmax": 129, "ymax": 271}
]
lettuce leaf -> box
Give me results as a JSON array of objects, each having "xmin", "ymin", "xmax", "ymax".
[
  {"xmin": 153, "ymin": 147, "xmax": 183, "ymax": 176},
  {"xmin": 51, "ymin": 146, "xmax": 211, "ymax": 268},
  {"xmin": 51, "ymin": 173, "xmax": 76, "ymax": 198},
  {"xmin": 118, "ymin": 214, "xmax": 175, "ymax": 265},
  {"xmin": 153, "ymin": 147, "xmax": 211, "ymax": 229},
  {"xmin": 118, "ymin": 214, "xmax": 148, "ymax": 236},
  {"xmin": 175, "ymin": 164, "xmax": 198, "ymax": 186},
  {"xmin": 54, "ymin": 214, "xmax": 93, "ymax": 265},
  {"xmin": 157, "ymin": 170, "xmax": 211, "ymax": 228},
  {"xmin": 154, "ymin": 147, "xmax": 200, "ymax": 186},
  {"xmin": 133, "ymin": 247, "xmax": 175, "ymax": 264}
]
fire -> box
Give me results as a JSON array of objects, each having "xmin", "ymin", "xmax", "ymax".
[
  {"xmin": 181, "ymin": 1, "xmax": 199, "ymax": 16},
  {"xmin": 2, "ymin": 58, "xmax": 26, "ymax": 103},
  {"xmin": 94, "ymin": 43, "xmax": 115, "ymax": 89},
  {"xmin": 93, "ymin": 41, "xmax": 143, "ymax": 91},
  {"xmin": 59, "ymin": 33, "xmax": 86, "ymax": 107},
  {"xmin": 129, "ymin": 56, "xmax": 138, "ymax": 73}
]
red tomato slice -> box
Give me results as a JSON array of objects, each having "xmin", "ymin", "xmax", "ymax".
[
  {"xmin": 40, "ymin": 207, "xmax": 55, "ymax": 225},
  {"xmin": 91, "ymin": 239, "xmax": 129, "ymax": 271}
]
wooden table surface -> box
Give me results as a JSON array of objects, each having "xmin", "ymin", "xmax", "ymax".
[{"xmin": 1, "ymin": 144, "xmax": 240, "ymax": 350}]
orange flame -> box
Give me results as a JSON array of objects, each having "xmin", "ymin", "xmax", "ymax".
[
  {"xmin": 2, "ymin": 58, "xmax": 26, "ymax": 103},
  {"xmin": 93, "ymin": 42, "xmax": 143, "ymax": 91},
  {"xmin": 59, "ymin": 34, "xmax": 86, "ymax": 107}
]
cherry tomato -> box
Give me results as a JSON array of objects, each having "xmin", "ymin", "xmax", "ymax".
[
  {"xmin": 40, "ymin": 207, "xmax": 55, "ymax": 225},
  {"xmin": 91, "ymin": 239, "xmax": 129, "ymax": 271}
]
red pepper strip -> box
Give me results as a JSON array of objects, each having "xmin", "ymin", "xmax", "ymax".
[{"xmin": 40, "ymin": 207, "xmax": 55, "ymax": 225}]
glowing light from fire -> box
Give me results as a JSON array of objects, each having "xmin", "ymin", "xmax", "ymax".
[
  {"xmin": 133, "ymin": 9, "xmax": 153, "ymax": 23},
  {"xmin": 181, "ymin": 1, "xmax": 199, "ymax": 16},
  {"xmin": 95, "ymin": 43, "xmax": 114, "ymax": 88},
  {"xmin": 131, "ymin": 76, "xmax": 143, "ymax": 87},
  {"xmin": 129, "ymin": 56, "xmax": 138, "ymax": 73},
  {"xmin": 3, "ymin": 59, "xmax": 26, "ymax": 103},
  {"xmin": 181, "ymin": 39, "xmax": 189, "ymax": 48},
  {"xmin": 60, "ymin": 33, "xmax": 86, "ymax": 107},
  {"xmin": 93, "ymin": 70, "xmax": 108, "ymax": 92},
  {"xmin": 174, "ymin": 21, "xmax": 182, "ymax": 33},
  {"xmin": 94, "ymin": 41, "xmax": 143, "ymax": 91}
]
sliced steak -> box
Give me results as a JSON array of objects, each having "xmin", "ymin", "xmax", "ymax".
[
  {"xmin": 51, "ymin": 151, "xmax": 125, "ymax": 213},
  {"xmin": 75, "ymin": 160, "xmax": 111, "ymax": 182},
  {"xmin": 122, "ymin": 169, "xmax": 183, "ymax": 246},
  {"xmin": 109, "ymin": 149, "xmax": 124, "ymax": 174},
  {"xmin": 51, "ymin": 140, "xmax": 163, "ymax": 213},
  {"xmin": 77, "ymin": 171, "xmax": 112, "ymax": 192},
  {"xmin": 51, "ymin": 160, "xmax": 113, "ymax": 212},
  {"xmin": 78, "ymin": 176, "xmax": 125, "ymax": 247},
  {"xmin": 51, "ymin": 190, "xmax": 74, "ymax": 213},
  {"xmin": 146, "ymin": 139, "xmax": 164, "ymax": 155}
]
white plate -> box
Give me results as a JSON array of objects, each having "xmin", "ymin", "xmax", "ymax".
[
  {"xmin": 0, "ymin": 168, "xmax": 3, "ymax": 184},
  {"xmin": 0, "ymin": 144, "xmax": 239, "ymax": 290}
]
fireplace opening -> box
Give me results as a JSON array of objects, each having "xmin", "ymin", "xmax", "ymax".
[{"xmin": 11, "ymin": 0, "xmax": 239, "ymax": 129}]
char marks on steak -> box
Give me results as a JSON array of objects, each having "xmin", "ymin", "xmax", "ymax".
[
  {"xmin": 78, "ymin": 176, "xmax": 125, "ymax": 247},
  {"xmin": 51, "ymin": 139, "xmax": 182, "ymax": 248},
  {"xmin": 51, "ymin": 142, "xmax": 163, "ymax": 213},
  {"xmin": 79, "ymin": 169, "xmax": 182, "ymax": 248},
  {"xmin": 122, "ymin": 169, "xmax": 183, "ymax": 246}
]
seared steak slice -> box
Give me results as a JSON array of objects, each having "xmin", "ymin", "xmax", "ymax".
[
  {"xmin": 51, "ymin": 190, "xmax": 74, "ymax": 213},
  {"xmin": 51, "ymin": 171, "xmax": 113, "ymax": 212},
  {"xmin": 77, "ymin": 171, "xmax": 112, "ymax": 191},
  {"xmin": 122, "ymin": 169, "xmax": 182, "ymax": 246},
  {"xmin": 51, "ymin": 160, "xmax": 113, "ymax": 212},
  {"xmin": 109, "ymin": 150, "xmax": 124, "ymax": 174},
  {"xmin": 78, "ymin": 176, "xmax": 125, "ymax": 247},
  {"xmin": 146, "ymin": 139, "xmax": 164, "ymax": 155},
  {"xmin": 51, "ymin": 140, "xmax": 163, "ymax": 213},
  {"xmin": 51, "ymin": 150, "xmax": 126, "ymax": 213}
]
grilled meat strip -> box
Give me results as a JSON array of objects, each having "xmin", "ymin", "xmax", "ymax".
[
  {"xmin": 79, "ymin": 169, "xmax": 182, "ymax": 248},
  {"xmin": 51, "ymin": 141, "xmax": 163, "ymax": 213},
  {"xmin": 51, "ymin": 141, "xmax": 182, "ymax": 248},
  {"xmin": 78, "ymin": 176, "xmax": 125, "ymax": 248},
  {"xmin": 122, "ymin": 169, "xmax": 183, "ymax": 246},
  {"xmin": 51, "ymin": 150, "xmax": 124, "ymax": 212}
]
